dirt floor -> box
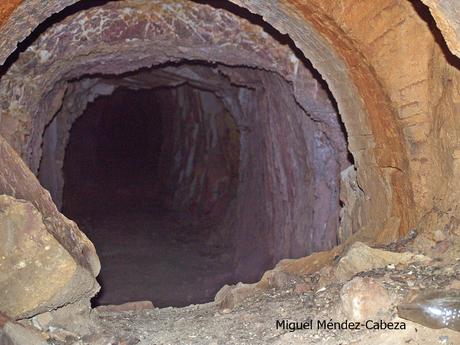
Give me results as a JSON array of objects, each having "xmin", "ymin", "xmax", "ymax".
[
  {"xmin": 89, "ymin": 255, "xmax": 460, "ymax": 345},
  {"xmin": 64, "ymin": 183, "xmax": 237, "ymax": 308},
  {"xmin": 24, "ymin": 210, "xmax": 460, "ymax": 345}
]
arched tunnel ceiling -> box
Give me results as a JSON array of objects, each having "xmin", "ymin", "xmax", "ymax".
[
  {"xmin": 2, "ymin": 0, "xmax": 460, "ymax": 244},
  {"xmin": 2, "ymin": 0, "xmax": 460, "ymax": 64},
  {"xmin": 0, "ymin": 0, "xmax": 424, "ymax": 244},
  {"xmin": 2, "ymin": 0, "xmax": 460, "ymax": 256}
]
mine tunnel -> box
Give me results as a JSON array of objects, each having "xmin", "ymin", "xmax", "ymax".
[
  {"xmin": 0, "ymin": 0, "xmax": 460, "ymax": 345},
  {"xmin": 0, "ymin": 0, "xmax": 354, "ymax": 308},
  {"xmin": 39, "ymin": 58, "xmax": 350, "ymax": 307},
  {"xmin": 15, "ymin": 1, "xmax": 355, "ymax": 307},
  {"xmin": 61, "ymin": 83, "xmax": 242, "ymax": 306},
  {"xmin": 4, "ymin": 0, "xmax": 460, "ymax": 343},
  {"xmin": 0, "ymin": 0, "xmax": 352, "ymax": 310}
]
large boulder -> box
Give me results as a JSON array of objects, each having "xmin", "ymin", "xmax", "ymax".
[
  {"xmin": 0, "ymin": 136, "xmax": 100, "ymax": 276},
  {"xmin": 0, "ymin": 195, "xmax": 99, "ymax": 319},
  {"xmin": 0, "ymin": 135, "xmax": 99, "ymax": 319}
]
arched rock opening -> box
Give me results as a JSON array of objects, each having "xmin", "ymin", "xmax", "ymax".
[{"xmin": 0, "ymin": 0, "xmax": 351, "ymax": 308}]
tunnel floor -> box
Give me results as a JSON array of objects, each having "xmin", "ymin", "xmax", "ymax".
[
  {"xmin": 94, "ymin": 244, "xmax": 460, "ymax": 345},
  {"xmin": 66, "ymin": 189, "xmax": 235, "ymax": 307}
]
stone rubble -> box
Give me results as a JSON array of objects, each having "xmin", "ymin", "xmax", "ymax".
[
  {"xmin": 14, "ymin": 233, "xmax": 457, "ymax": 345},
  {"xmin": 333, "ymin": 241, "xmax": 431, "ymax": 283},
  {"xmin": 0, "ymin": 313, "xmax": 48, "ymax": 345}
]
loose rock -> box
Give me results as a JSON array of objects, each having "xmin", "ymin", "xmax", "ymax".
[
  {"xmin": 335, "ymin": 242, "xmax": 429, "ymax": 282},
  {"xmin": 0, "ymin": 313, "xmax": 47, "ymax": 345},
  {"xmin": 214, "ymin": 283, "xmax": 259, "ymax": 310},
  {"xmin": 340, "ymin": 277, "xmax": 392, "ymax": 321}
]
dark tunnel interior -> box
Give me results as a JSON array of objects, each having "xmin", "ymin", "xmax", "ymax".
[
  {"xmin": 64, "ymin": 87, "xmax": 164, "ymax": 214},
  {"xmin": 15, "ymin": 0, "xmax": 354, "ymax": 309},
  {"xmin": 62, "ymin": 85, "xmax": 241, "ymax": 307},
  {"xmin": 36, "ymin": 58, "xmax": 352, "ymax": 308},
  {"xmin": 2, "ymin": 0, "xmax": 458, "ymax": 343}
]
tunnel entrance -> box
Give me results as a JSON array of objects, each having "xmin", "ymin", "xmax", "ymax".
[
  {"xmin": 17, "ymin": 0, "xmax": 356, "ymax": 309},
  {"xmin": 35, "ymin": 59, "xmax": 352, "ymax": 307},
  {"xmin": 38, "ymin": 62, "xmax": 349, "ymax": 306}
]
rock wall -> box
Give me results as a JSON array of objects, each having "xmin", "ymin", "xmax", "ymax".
[
  {"xmin": 229, "ymin": 0, "xmax": 460, "ymax": 244},
  {"xmin": 421, "ymin": 0, "xmax": 460, "ymax": 57},
  {"xmin": 157, "ymin": 85, "xmax": 240, "ymax": 224}
]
